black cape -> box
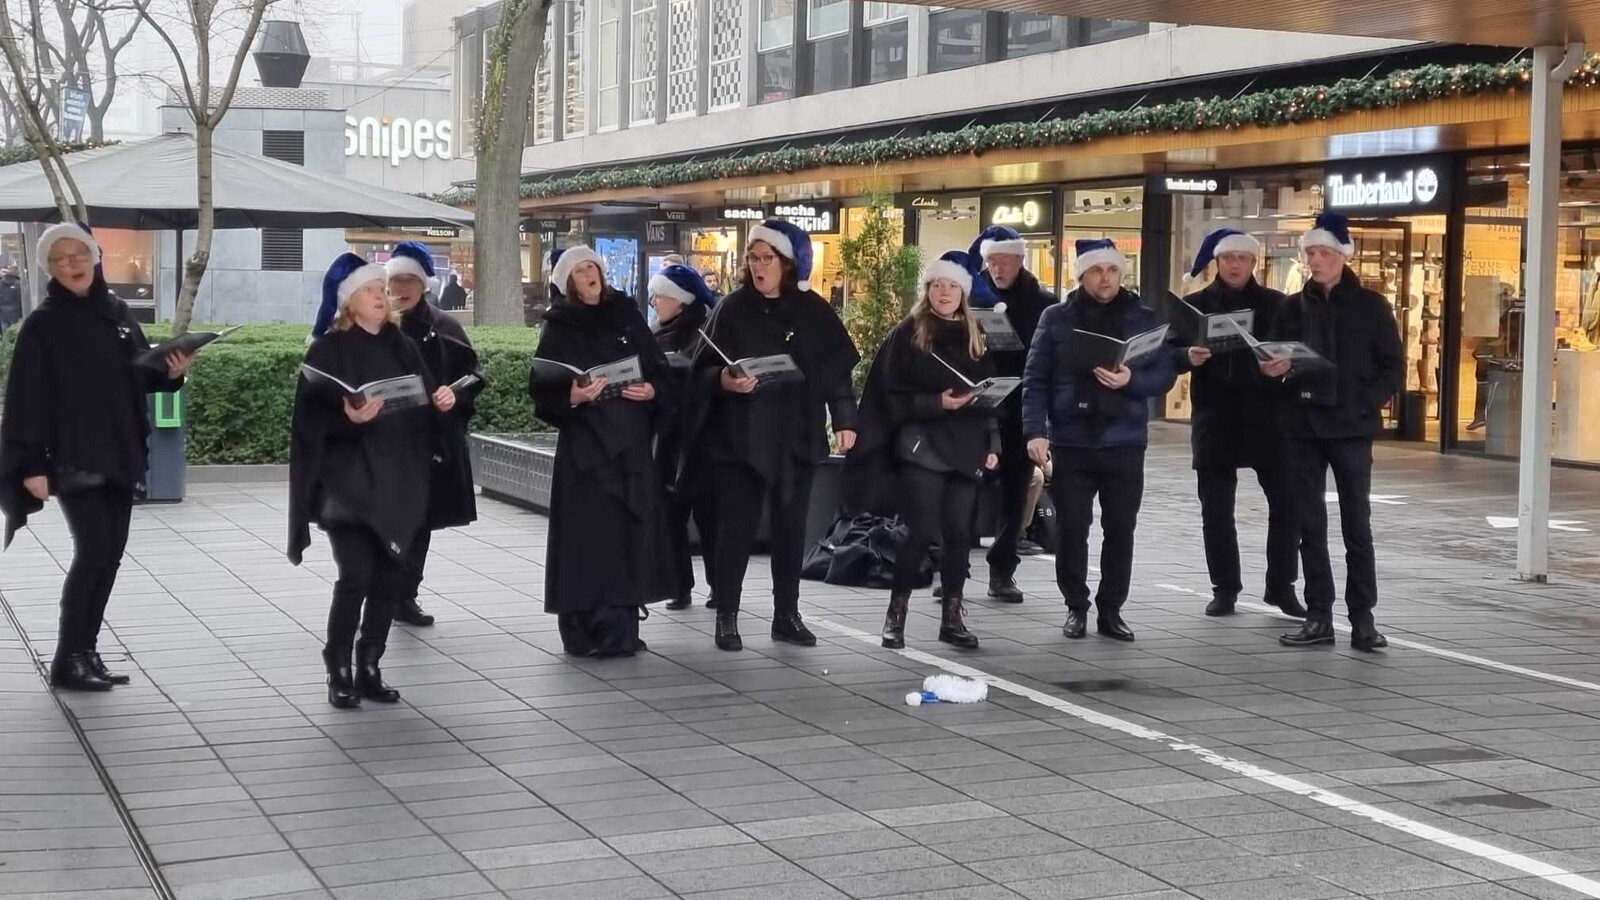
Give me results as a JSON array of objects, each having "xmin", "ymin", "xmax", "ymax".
[
  {"xmin": 287, "ymin": 323, "xmax": 438, "ymax": 564},
  {"xmin": 400, "ymin": 299, "xmax": 483, "ymax": 529},
  {"xmin": 0, "ymin": 276, "xmax": 183, "ymax": 547},
  {"xmin": 530, "ymin": 290, "xmax": 676, "ymax": 614}
]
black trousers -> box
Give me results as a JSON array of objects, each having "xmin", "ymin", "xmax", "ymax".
[
  {"xmin": 326, "ymin": 526, "xmax": 413, "ymax": 653},
  {"xmin": 666, "ymin": 489, "xmax": 718, "ymax": 601},
  {"xmin": 1196, "ymin": 463, "xmax": 1298, "ymax": 601},
  {"xmin": 984, "ymin": 423, "xmax": 1034, "ymax": 581},
  {"xmin": 1286, "ymin": 436, "xmax": 1378, "ymax": 625},
  {"xmin": 709, "ymin": 462, "xmax": 814, "ymax": 615},
  {"xmin": 401, "ymin": 529, "xmax": 433, "ymax": 604},
  {"xmin": 893, "ymin": 466, "xmax": 980, "ymax": 596},
  {"xmin": 1049, "ymin": 446, "xmax": 1145, "ymax": 614},
  {"xmin": 56, "ymin": 486, "xmax": 134, "ymax": 657}
]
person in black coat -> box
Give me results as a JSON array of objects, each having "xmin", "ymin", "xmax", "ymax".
[
  {"xmin": 386, "ymin": 241, "xmax": 484, "ymax": 628},
  {"xmin": 1173, "ymin": 229, "xmax": 1306, "ymax": 619},
  {"xmin": 0, "ymin": 266, "xmax": 22, "ymax": 331},
  {"xmin": 848, "ymin": 250, "xmax": 998, "ymax": 650},
  {"xmin": 1263, "ymin": 213, "xmax": 1404, "ymax": 652},
  {"xmin": 0, "ymin": 224, "xmax": 191, "ymax": 691},
  {"xmin": 649, "ymin": 264, "xmax": 719, "ymax": 612},
  {"xmin": 290, "ymin": 253, "xmax": 455, "ymax": 709},
  {"xmin": 530, "ymin": 247, "xmax": 675, "ymax": 657},
  {"xmin": 682, "ymin": 219, "xmax": 859, "ymax": 652},
  {"xmin": 968, "ymin": 225, "xmax": 1055, "ymax": 603}
]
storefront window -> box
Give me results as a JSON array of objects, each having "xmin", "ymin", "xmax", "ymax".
[
  {"xmin": 97, "ymin": 229, "xmax": 156, "ymax": 306},
  {"xmin": 681, "ymin": 226, "xmax": 740, "ymax": 294},
  {"xmin": 1061, "ymin": 185, "xmax": 1141, "ymax": 296}
]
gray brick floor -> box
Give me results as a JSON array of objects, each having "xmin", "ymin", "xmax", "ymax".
[{"xmin": 6, "ymin": 424, "xmax": 1600, "ymax": 899}]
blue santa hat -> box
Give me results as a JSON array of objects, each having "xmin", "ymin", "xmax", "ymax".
[
  {"xmin": 1073, "ymin": 238, "xmax": 1127, "ymax": 280},
  {"xmin": 1185, "ymin": 228, "xmax": 1262, "ymax": 283},
  {"xmin": 920, "ymin": 250, "xmax": 976, "ymax": 302},
  {"xmin": 648, "ymin": 263, "xmax": 717, "ymax": 307},
  {"xmin": 1300, "ymin": 211, "xmax": 1354, "ymax": 257},
  {"xmin": 384, "ymin": 240, "xmax": 435, "ymax": 283},
  {"xmin": 968, "ymin": 225, "xmax": 1027, "ymax": 262},
  {"xmin": 312, "ymin": 252, "xmax": 388, "ymax": 340},
  {"xmin": 747, "ymin": 218, "xmax": 814, "ymax": 291},
  {"xmin": 550, "ymin": 245, "xmax": 604, "ymax": 296}
]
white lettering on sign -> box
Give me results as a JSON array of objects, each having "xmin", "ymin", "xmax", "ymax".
[
  {"xmin": 770, "ymin": 203, "xmax": 834, "ymax": 233},
  {"xmin": 721, "ymin": 207, "xmax": 765, "ymax": 221},
  {"xmin": 990, "ymin": 200, "xmax": 1044, "ymax": 229},
  {"xmin": 345, "ymin": 117, "xmax": 455, "ymax": 166},
  {"xmin": 1326, "ymin": 167, "xmax": 1439, "ymax": 209},
  {"xmin": 1164, "ymin": 176, "xmax": 1219, "ymax": 193}
]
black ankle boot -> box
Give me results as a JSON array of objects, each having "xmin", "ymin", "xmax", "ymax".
[
  {"xmin": 393, "ymin": 597, "xmax": 434, "ymax": 627},
  {"xmin": 50, "ymin": 652, "xmax": 113, "ymax": 692},
  {"xmin": 354, "ymin": 643, "xmax": 401, "ymax": 703},
  {"xmin": 938, "ymin": 594, "xmax": 979, "ymax": 650},
  {"xmin": 322, "ymin": 647, "xmax": 360, "ymax": 709},
  {"xmin": 714, "ymin": 610, "xmax": 742, "ymax": 651},
  {"xmin": 882, "ymin": 591, "xmax": 909, "ymax": 649},
  {"xmin": 666, "ymin": 593, "xmax": 693, "ymax": 611},
  {"xmin": 771, "ymin": 609, "xmax": 817, "ymax": 646},
  {"xmin": 85, "ymin": 651, "xmax": 131, "ymax": 685},
  {"xmin": 1280, "ymin": 619, "xmax": 1336, "ymax": 647}
]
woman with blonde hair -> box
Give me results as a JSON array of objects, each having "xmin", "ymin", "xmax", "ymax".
[{"xmin": 847, "ymin": 250, "xmax": 1000, "ymax": 650}]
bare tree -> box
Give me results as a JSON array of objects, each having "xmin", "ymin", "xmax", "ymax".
[
  {"xmin": 0, "ymin": 0, "xmax": 86, "ymax": 219},
  {"xmin": 45, "ymin": 0, "xmax": 148, "ymax": 141},
  {"xmin": 473, "ymin": 0, "xmax": 552, "ymax": 326}
]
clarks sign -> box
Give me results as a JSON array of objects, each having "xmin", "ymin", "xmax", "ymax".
[{"xmin": 1323, "ymin": 156, "xmax": 1451, "ymax": 215}]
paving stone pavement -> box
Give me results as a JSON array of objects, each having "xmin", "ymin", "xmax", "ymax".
[{"xmin": 6, "ymin": 424, "xmax": 1600, "ymax": 900}]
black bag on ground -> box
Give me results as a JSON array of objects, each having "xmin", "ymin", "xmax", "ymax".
[
  {"xmin": 557, "ymin": 606, "xmax": 648, "ymax": 658},
  {"xmin": 801, "ymin": 512, "xmax": 936, "ymax": 589}
]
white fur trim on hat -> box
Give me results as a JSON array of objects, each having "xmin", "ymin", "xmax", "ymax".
[
  {"xmin": 385, "ymin": 255, "xmax": 431, "ymax": 284},
  {"xmin": 337, "ymin": 263, "xmax": 389, "ymax": 304},
  {"xmin": 920, "ymin": 258, "xmax": 973, "ymax": 299},
  {"xmin": 980, "ymin": 237, "xmax": 1027, "ymax": 260},
  {"xmin": 37, "ymin": 222, "xmax": 102, "ymax": 271},
  {"xmin": 1074, "ymin": 247, "xmax": 1127, "ymax": 279},
  {"xmin": 747, "ymin": 224, "xmax": 795, "ymax": 264},
  {"xmin": 648, "ymin": 272, "xmax": 695, "ymax": 304},
  {"xmin": 1214, "ymin": 233, "xmax": 1262, "ymax": 260},
  {"xmin": 1299, "ymin": 228, "xmax": 1354, "ymax": 257},
  {"xmin": 551, "ymin": 246, "xmax": 603, "ymax": 294}
]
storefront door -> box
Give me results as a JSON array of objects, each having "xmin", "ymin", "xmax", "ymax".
[{"xmin": 1347, "ymin": 221, "xmax": 1415, "ymax": 438}]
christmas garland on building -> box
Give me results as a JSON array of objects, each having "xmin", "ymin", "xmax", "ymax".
[
  {"xmin": 438, "ymin": 54, "xmax": 1600, "ymax": 206},
  {"xmin": 0, "ymin": 141, "xmax": 116, "ymax": 168}
]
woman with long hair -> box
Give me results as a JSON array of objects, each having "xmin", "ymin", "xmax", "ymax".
[{"xmin": 849, "ymin": 250, "xmax": 998, "ymax": 650}]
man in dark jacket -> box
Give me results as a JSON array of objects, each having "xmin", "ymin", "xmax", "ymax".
[
  {"xmin": 1264, "ymin": 212, "xmax": 1404, "ymax": 652},
  {"xmin": 0, "ymin": 266, "xmax": 22, "ymax": 331},
  {"xmin": 969, "ymin": 225, "xmax": 1055, "ymax": 603},
  {"xmin": 1023, "ymin": 239, "xmax": 1175, "ymax": 642},
  {"xmin": 1175, "ymin": 229, "xmax": 1307, "ymax": 619}
]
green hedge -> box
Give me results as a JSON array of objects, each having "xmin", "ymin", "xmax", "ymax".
[{"xmin": 0, "ymin": 322, "xmax": 545, "ymax": 465}]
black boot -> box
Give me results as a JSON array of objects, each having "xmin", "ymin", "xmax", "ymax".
[
  {"xmin": 392, "ymin": 597, "xmax": 434, "ymax": 627},
  {"xmin": 1265, "ymin": 591, "xmax": 1308, "ymax": 619},
  {"xmin": 1205, "ymin": 594, "xmax": 1237, "ymax": 617},
  {"xmin": 85, "ymin": 651, "xmax": 131, "ymax": 685},
  {"xmin": 1096, "ymin": 612, "xmax": 1136, "ymax": 642},
  {"xmin": 1062, "ymin": 609, "xmax": 1087, "ymax": 639},
  {"xmin": 706, "ymin": 595, "xmax": 720, "ymax": 610},
  {"xmin": 50, "ymin": 652, "xmax": 113, "ymax": 692},
  {"xmin": 714, "ymin": 609, "xmax": 742, "ymax": 651},
  {"xmin": 987, "ymin": 576, "xmax": 1024, "ymax": 604},
  {"xmin": 882, "ymin": 592, "xmax": 909, "ymax": 649},
  {"xmin": 322, "ymin": 647, "xmax": 360, "ymax": 709},
  {"xmin": 1279, "ymin": 619, "xmax": 1336, "ymax": 647},
  {"xmin": 1351, "ymin": 621, "xmax": 1388, "ymax": 652},
  {"xmin": 771, "ymin": 607, "xmax": 817, "ymax": 646},
  {"xmin": 666, "ymin": 593, "xmax": 693, "ymax": 611},
  {"xmin": 353, "ymin": 643, "xmax": 401, "ymax": 703},
  {"xmin": 938, "ymin": 594, "xmax": 979, "ymax": 649}
]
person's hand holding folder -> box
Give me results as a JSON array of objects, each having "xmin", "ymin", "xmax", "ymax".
[
  {"xmin": 571, "ymin": 378, "xmax": 607, "ymax": 405},
  {"xmin": 1260, "ymin": 358, "xmax": 1292, "ymax": 378},
  {"xmin": 165, "ymin": 350, "xmax": 193, "ymax": 379},
  {"xmin": 720, "ymin": 368, "xmax": 759, "ymax": 394},
  {"xmin": 344, "ymin": 397, "xmax": 385, "ymax": 423},
  {"xmin": 1093, "ymin": 365, "xmax": 1132, "ymax": 390},
  {"xmin": 940, "ymin": 389, "xmax": 975, "ymax": 410}
]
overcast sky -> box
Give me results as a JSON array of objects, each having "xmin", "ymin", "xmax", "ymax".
[{"xmin": 305, "ymin": 0, "xmax": 405, "ymax": 65}]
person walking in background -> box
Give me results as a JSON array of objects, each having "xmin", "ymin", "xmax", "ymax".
[
  {"xmin": 1175, "ymin": 229, "xmax": 1306, "ymax": 619},
  {"xmin": 387, "ymin": 241, "xmax": 484, "ymax": 628},
  {"xmin": 1023, "ymin": 238, "xmax": 1175, "ymax": 642},
  {"xmin": 439, "ymin": 273, "xmax": 468, "ymax": 311},
  {"xmin": 0, "ymin": 223, "xmax": 191, "ymax": 691},
  {"xmin": 849, "ymin": 250, "xmax": 997, "ymax": 651},
  {"xmin": 0, "ymin": 265, "xmax": 22, "ymax": 332},
  {"xmin": 1267, "ymin": 212, "xmax": 1404, "ymax": 652}
]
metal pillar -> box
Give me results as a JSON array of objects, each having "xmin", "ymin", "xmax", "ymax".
[{"xmin": 1518, "ymin": 43, "xmax": 1584, "ymax": 582}]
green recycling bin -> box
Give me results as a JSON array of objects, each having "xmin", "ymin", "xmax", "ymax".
[{"xmin": 143, "ymin": 389, "xmax": 187, "ymax": 502}]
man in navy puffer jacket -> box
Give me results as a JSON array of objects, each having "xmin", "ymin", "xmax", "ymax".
[{"xmin": 1022, "ymin": 239, "xmax": 1175, "ymax": 642}]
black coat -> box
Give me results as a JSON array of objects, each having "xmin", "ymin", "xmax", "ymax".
[
  {"xmin": 981, "ymin": 269, "xmax": 1055, "ymax": 439},
  {"xmin": 0, "ymin": 276, "xmax": 182, "ymax": 547},
  {"xmin": 0, "ymin": 274, "xmax": 21, "ymax": 328},
  {"xmin": 651, "ymin": 302, "xmax": 708, "ymax": 487},
  {"xmin": 400, "ymin": 300, "xmax": 482, "ymax": 530},
  {"xmin": 1269, "ymin": 267, "xmax": 1406, "ymax": 441},
  {"xmin": 531, "ymin": 290, "xmax": 675, "ymax": 613},
  {"xmin": 682, "ymin": 284, "xmax": 859, "ymax": 499},
  {"xmin": 1175, "ymin": 277, "xmax": 1288, "ymax": 469},
  {"xmin": 288, "ymin": 324, "xmax": 438, "ymax": 564}
]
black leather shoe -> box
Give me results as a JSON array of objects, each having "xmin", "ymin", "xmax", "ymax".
[
  {"xmin": 706, "ymin": 596, "xmax": 720, "ymax": 610},
  {"xmin": 1097, "ymin": 614, "xmax": 1135, "ymax": 642},
  {"xmin": 322, "ymin": 647, "xmax": 360, "ymax": 709},
  {"xmin": 354, "ymin": 643, "xmax": 401, "ymax": 703},
  {"xmin": 1279, "ymin": 620, "xmax": 1336, "ymax": 647},
  {"xmin": 988, "ymin": 577, "xmax": 1024, "ymax": 604},
  {"xmin": 1266, "ymin": 592, "xmax": 1308, "ymax": 618},
  {"xmin": 938, "ymin": 594, "xmax": 979, "ymax": 650},
  {"xmin": 882, "ymin": 591, "xmax": 909, "ymax": 649},
  {"xmin": 1205, "ymin": 595, "xmax": 1237, "ymax": 617},
  {"xmin": 50, "ymin": 653, "xmax": 113, "ymax": 692},
  {"xmin": 932, "ymin": 586, "xmax": 943, "ymax": 602},
  {"xmin": 714, "ymin": 610, "xmax": 742, "ymax": 651},
  {"xmin": 771, "ymin": 611, "xmax": 817, "ymax": 646},
  {"xmin": 85, "ymin": 651, "xmax": 131, "ymax": 685},
  {"xmin": 666, "ymin": 594, "xmax": 693, "ymax": 611},
  {"xmin": 1351, "ymin": 624, "xmax": 1388, "ymax": 652},
  {"xmin": 1062, "ymin": 609, "xmax": 1087, "ymax": 639},
  {"xmin": 393, "ymin": 598, "xmax": 435, "ymax": 627}
]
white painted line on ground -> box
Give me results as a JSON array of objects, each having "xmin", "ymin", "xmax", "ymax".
[
  {"xmin": 1487, "ymin": 515, "xmax": 1590, "ymax": 533},
  {"xmin": 811, "ymin": 616, "xmax": 1600, "ymax": 899}
]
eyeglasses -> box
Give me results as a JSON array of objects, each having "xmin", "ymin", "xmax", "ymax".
[
  {"xmin": 49, "ymin": 252, "xmax": 92, "ymax": 266},
  {"xmin": 745, "ymin": 253, "xmax": 779, "ymax": 267}
]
